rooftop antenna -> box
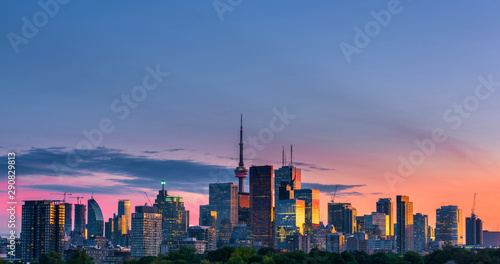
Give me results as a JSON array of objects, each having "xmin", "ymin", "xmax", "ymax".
[
  {"xmin": 91, "ymin": 192, "xmax": 94, "ymax": 199},
  {"xmin": 217, "ymin": 169, "xmax": 220, "ymax": 183},
  {"xmin": 290, "ymin": 145, "xmax": 293, "ymax": 166},
  {"xmin": 282, "ymin": 146, "xmax": 284, "ymax": 167},
  {"xmin": 161, "ymin": 180, "xmax": 165, "ymax": 191},
  {"xmin": 284, "ymin": 148, "xmax": 287, "ymax": 166}
]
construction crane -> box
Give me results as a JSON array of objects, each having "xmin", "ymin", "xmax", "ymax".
[
  {"xmin": 471, "ymin": 193, "xmax": 476, "ymax": 216},
  {"xmin": 330, "ymin": 185, "xmax": 338, "ymax": 203},
  {"xmin": 71, "ymin": 196, "xmax": 84, "ymax": 204},
  {"xmin": 50, "ymin": 192, "xmax": 73, "ymax": 203},
  {"xmin": 144, "ymin": 192, "xmax": 153, "ymax": 206}
]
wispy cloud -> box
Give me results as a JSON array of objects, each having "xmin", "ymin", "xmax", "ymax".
[{"xmin": 6, "ymin": 147, "xmax": 232, "ymax": 195}]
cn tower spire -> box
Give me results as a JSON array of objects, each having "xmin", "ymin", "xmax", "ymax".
[
  {"xmin": 235, "ymin": 114, "xmax": 248, "ymax": 192},
  {"xmin": 239, "ymin": 114, "xmax": 244, "ymax": 167}
]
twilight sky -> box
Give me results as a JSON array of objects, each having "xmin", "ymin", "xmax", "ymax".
[{"xmin": 1, "ymin": 1, "xmax": 500, "ymax": 235}]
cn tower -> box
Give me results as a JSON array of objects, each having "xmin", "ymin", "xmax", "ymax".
[{"xmin": 235, "ymin": 114, "xmax": 248, "ymax": 192}]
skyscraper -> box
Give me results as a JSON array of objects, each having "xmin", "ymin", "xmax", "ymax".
[
  {"xmin": 209, "ymin": 182, "xmax": 238, "ymax": 230},
  {"xmin": 275, "ymin": 199, "xmax": 305, "ymax": 249},
  {"xmin": 199, "ymin": 205, "xmax": 217, "ymax": 228},
  {"xmin": 74, "ymin": 203, "xmax": 86, "ymax": 234},
  {"xmin": 396, "ymin": 195, "xmax": 413, "ymax": 254},
  {"xmin": 274, "ymin": 155, "xmax": 301, "ymax": 204},
  {"xmin": 154, "ymin": 182, "xmax": 188, "ymax": 242},
  {"xmin": 118, "ymin": 199, "xmax": 131, "ymax": 233},
  {"xmin": 413, "ymin": 213, "xmax": 429, "ymax": 252},
  {"xmin": 436, "ymin": 205, "xmax": 463, "ymax": 246},
  {"xmin": 466, "ymin": 215, "xmax": 483, "ymax": 245},
  {"xmin": 131, "ymin": 205, "xmax": 162, "ymax": 258},
  {"xmin": 294, "ymin": 189, "xmax": 320, "ymax": 235},
  {"xmin": 62, "ymin": 202, "xmax": 72, "ymax": 236},
  {"xmin": 87, "ymin": 196, "xmax": 104, "ymax": 238},
  {"xmin": 21, "ymin": 200, "xmax": 66, "ymax": 262},
  {"xmin": 105, "ymin": 218, "xmax": 114, "ymax": 241},
  {"xmin": 327, "ymin": 203, "xmax": 357, "ymax": 234},
  {"xmin": 376, "ymin": 198, "xmax": 394, "ymax": 237},
  {"xmin": 364, "ymin": 212, "xmax": 389, "ymax": 238},
  {"xmin": 250, "ymin": 165, "xmax": 274, "ymax": 248}
]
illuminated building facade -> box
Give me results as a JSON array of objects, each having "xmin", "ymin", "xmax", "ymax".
[
  {"xmin": 275, "ymin": 199, "xmax": 305, "ymax": 249},
  {"xmin": 436, "ymin": 205, "xmax": 463, "ymax": 246},
  {"xmin": 21, "ymin": 200, "xmax": 66, "ymax": 262},
  {"xmin": 396, "ymin": 195, "xmax": 414, "ymax": 254},
  {"xmin": 131, "ymin": 205, "xmax": 162, "ymax": 258},
  {"xmin": 294, "ymin": 189, "xmax": 320, "ymax": 235},
  {"xmin": 274, "ymin": 165, "xmax": 301, "ymax": 203},
  {"xmin": 364, "ymin": 212, "xmax": 389, "ymax": 238},
  {"xmin": 118, "ymin": 199, "xmax": 131, "ymax": 233},
  {"xmin": 376, "ymin": 198, "xmax": 394, "ymax": 237},
  {"xmin": 154, "ymin": 181, "xmax": 188, "ymax": 243}
]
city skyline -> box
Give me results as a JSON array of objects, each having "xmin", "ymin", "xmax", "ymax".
[
  {"xmin": 1, "ymin": 121, "xmax": 499, "ymax": 235},
  {"xmin": 2, "ymin": 1, "xmax": 500, "ymax": 239}
]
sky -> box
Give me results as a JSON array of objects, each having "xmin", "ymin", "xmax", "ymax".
[{"xmin": 1, "ymin": 1, "xmax": 500, "ymax": 236}]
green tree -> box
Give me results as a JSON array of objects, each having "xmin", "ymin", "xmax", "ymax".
[
  {"xmin": 403, "ymin": 251, "xmax": 423, "ymax": 264},
  {"xmin": 39, "ymin": 252, "xmax": 63, "ymax": 264},
  {"xmin": 167, "ymin": 246, "xmax": 201, "ymax": 263},
  {"xmin": 258, "ymin": 247, "xmax": 275, "ymax": 256},
  {"xmin": 66, "ymin": 249, "xmax": 95, "ymax": 264},
  {"xmin": 207, "ymin": 246, "xmax": 236, "ymax": 263}
]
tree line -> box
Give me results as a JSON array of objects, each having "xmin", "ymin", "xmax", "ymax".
[{"xmin": 3, "ymin": 246, "xmax": 500, "ymax": 264}]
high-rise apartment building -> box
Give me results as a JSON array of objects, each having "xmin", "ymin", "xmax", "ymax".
[
  {"xmin": 250, "ymin": 165, "xmax": 274, "ymax": 248},
  {"xmin": 396, "ymin": 195, "xmax": 413, "ymax": 254},
  {"xmin": 436, "ymin": 205, "xmax": 463, "ymax": 246},
  {"xmin": 413, "ymin": 213, "xmax": 429, "ymax": 252},
  {"xmin": 21, "ymin": 200, "xmax": 66, "ymax": 262},
  {"xmin": 131, "ymin": 205, "xmax": 162, "ymax": 258},
  {"xmin": 62, "ymin": 202, "xmax": 72, "ymax": 236},
  {"xmin": 74, "ymin": 203, "xmax": 86, "ymax": 234}
]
